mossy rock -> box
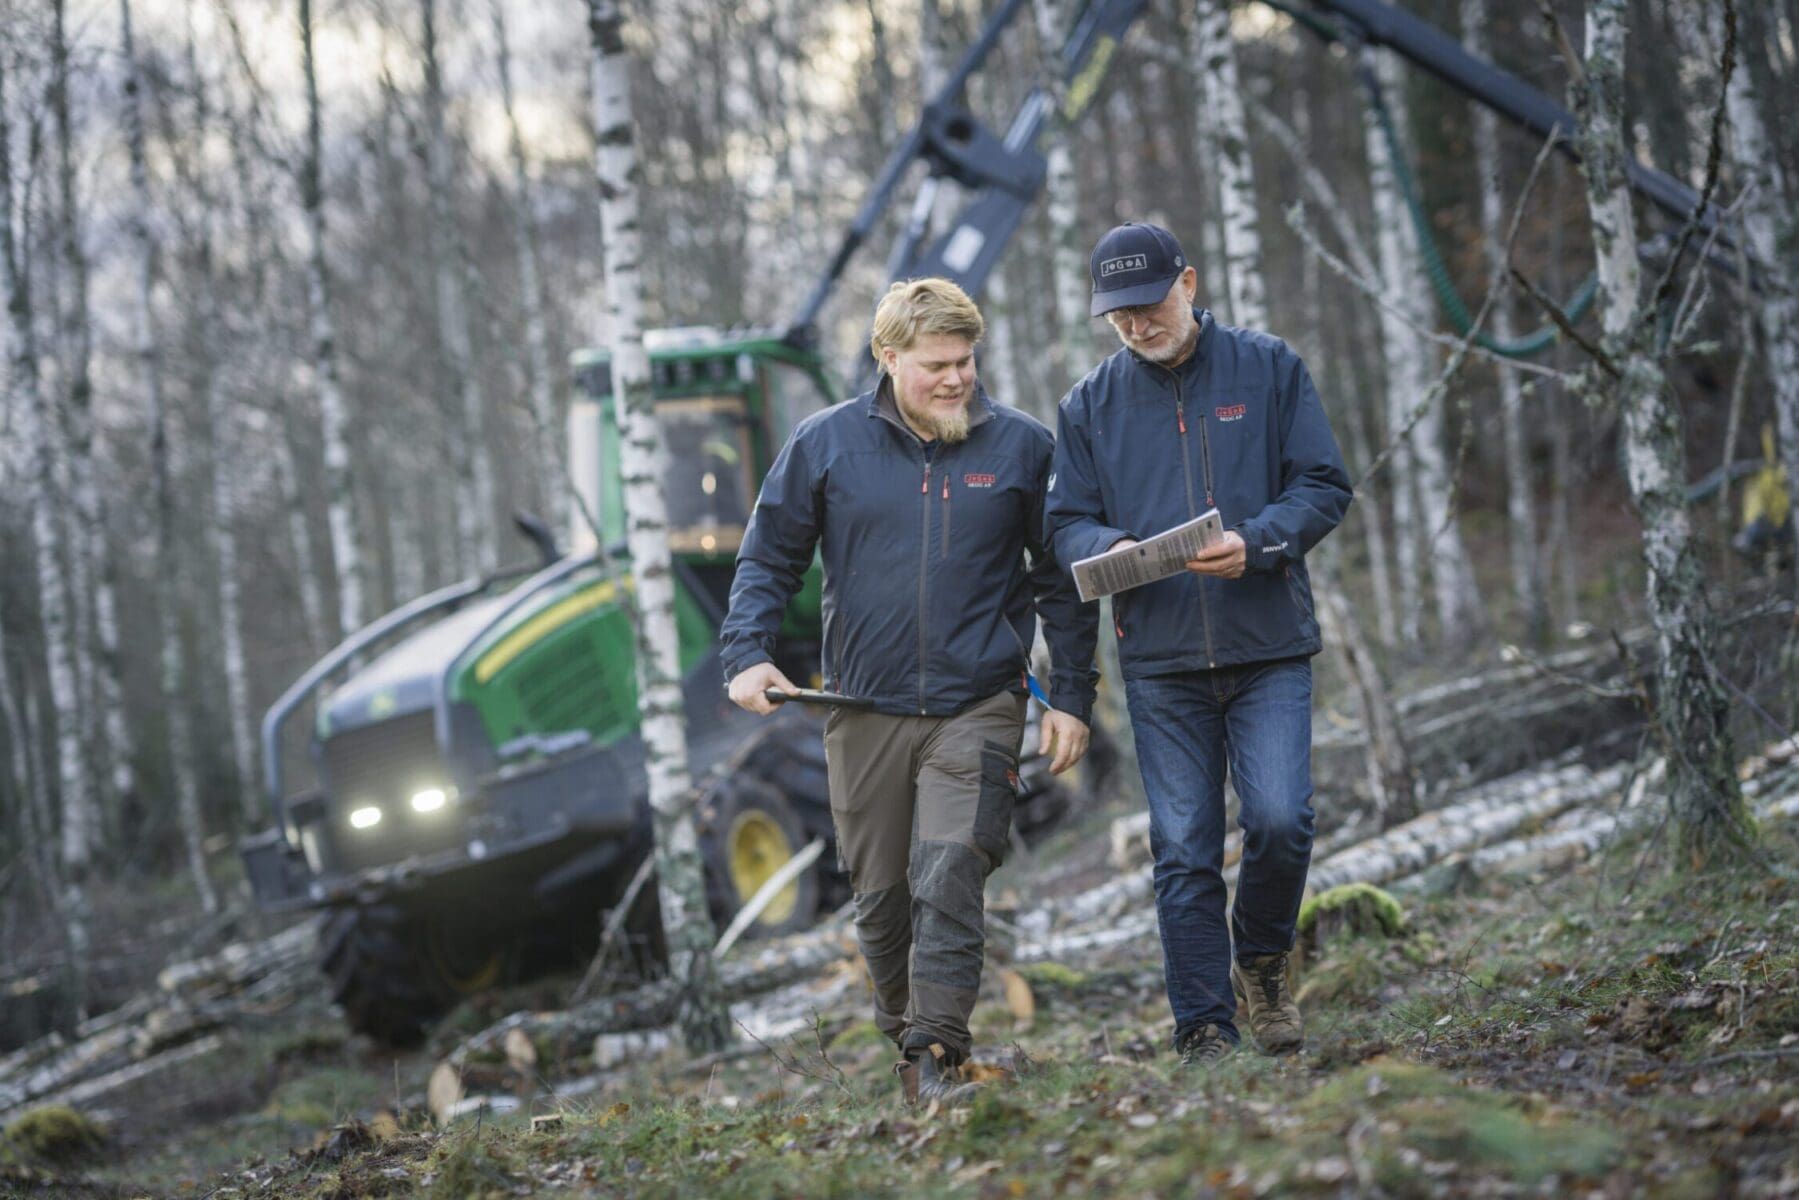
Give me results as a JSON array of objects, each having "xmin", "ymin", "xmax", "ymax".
[
  {"xmin": 1298, "ymin": 883, "xmax": 1407, "ymax": 948},
  {"xmin": 3, "ymin": 1105, "xmax": 104, "ymax": 1164},
  {"xmin": 1015, "ymin": 962, "xmax": 1089, "ymax": 990}
]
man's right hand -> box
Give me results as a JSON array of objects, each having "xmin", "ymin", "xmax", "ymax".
[
  {"xmin": 727, "ymin": 661, "xmax": 800, "ymax": 715},
  {"xmin": 1110, "ymin": 537, "xmax": 1139, "ymax": 552}
]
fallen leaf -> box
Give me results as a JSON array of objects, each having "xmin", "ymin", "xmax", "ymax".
[
  {"xmin": 998, "ymin": 968, "xmax": 1036, "ymax": 1024},
  {"xmin": 1623, "ymin": 1071, "xmax": 1661, "ymax": 1089},
  {"xmin": 600, "ymin": 1102, "xmax": 631, "ymax": 1126},
  {"xmin": 1555, "ymin": 1050, "xmax": 1579, "ymax": 1070}
]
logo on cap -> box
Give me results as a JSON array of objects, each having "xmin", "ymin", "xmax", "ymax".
[{"xmin": 1099, "ymin": 254, "xmax": 1148, "ymax": 277}]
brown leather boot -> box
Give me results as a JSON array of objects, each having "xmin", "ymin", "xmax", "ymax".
[
  {"xmin": 894, "ymin": 1043, "xmax": 981, "ymax": 1109},
  {"xmin": 1231, "ymin": 951, "xmax": 1304, "ymax": 1055}
]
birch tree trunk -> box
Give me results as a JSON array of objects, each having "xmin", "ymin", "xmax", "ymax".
[
  {"xmin": 118, "ymin": 0, "xmax": 218, "ymax": 909},
  {"xmin": 1194, "ymin": 0, "xmax": 1266, "ymax": 328},
  {"xmin": 1463, "ymin": 0, "xmax": 1547, "ymax": 645},
  {"xmin": 1577, "ymin": 0, "xmax": 1749, "ymax": 860},
  {"xmin": 300, "ymin": 0, "xmax": 366, "ymax": 638},
  {"xmin": 2, "ymin": 51, "xmax": 93, "ymax": 990},
  {"xmin": 1182, "ymin": 4, "xmax": 1229, "ymax": 316},
  {"xmin": 1361, "ymin": 46, "xmax": 1485, "ymax": 651},
  {"xmin": 1031, "ymin": 0, "xmax": 1090, "ymax": 399},
  {"xmin": 183, "ymin": 20, "xmax": 257, "ymax": 815},
  {"xmin": 493, "ymin": 0, "xmax": 563, "ymax": 533},
  {"xmin": 420, "ymin": 0, "xmax": 498, "ymax": 576},
  {"xmin": 1714, "ymin": 6, "xmax": 1799, "ymax": 586},
  {"xmin": 51, "ymin": 0, "xmax": 134, "ymax": 832},
  {"xmin": 587, "ymin": 0, "xmax": 728, "ymax": 1054}
]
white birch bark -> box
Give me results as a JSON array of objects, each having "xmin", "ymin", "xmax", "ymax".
[
  {"xmin": 587, "ymin": 0, "xmax": 727, "ymax": 1053},
  {"xmin": 1031, "ymin": 0, "xmax": 1091, "ymax": 397},
  {"xmin": 1577, "ymin": 0, "xmax": 1748, "ymax": 857},
  {"xmin": 420, "ymin": 0, "xmax": 498, "ymax": 576},
  {"xmin": 300, "ymin": 0, "xmax": 366, "ymax": 637},
  {"xmin": 1361, "ymin": 46, "xmax": 1485, "ymax": 649},
  {"xmin": 185, "ymin": 27, "xmax": 257, "ymax": 814},
  {"xmin": 2, "ymin": 52, "xmax": 92, "ymax": 973},
  {"xmin": 1183, "ymin": 5, "xmax": 1229, "ymax": 316},
  {"xmin": 493, "ymin": 0, "xmax": 564, "ymax": 533},
  {"xmin": 119, "ymin": 0, "xmax": 218, "ymax": 912},
  {"xmin": 1463, "ymin": 0, "xmax": 1546, "ymax": 644},
  {"xmin": 1714, "ymin": 7, "xmax": 1799, "ymax": 578},
  {"xmin": 51, "ymin": 0, "xmax": 134, "ymax": 826},
  {"xmin": 1194, "ymin": 0, "xmax": 1266, "ymax": 328}
]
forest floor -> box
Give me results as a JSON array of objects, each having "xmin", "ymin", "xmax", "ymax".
[{"xmin": 4, "ymin": 781, "xmax": 1797, "ymax": 1198}]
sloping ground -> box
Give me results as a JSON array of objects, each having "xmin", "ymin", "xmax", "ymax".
[{"xmin": 7, "ymin": 753, "xmax": 1796, "ymax": 1198}]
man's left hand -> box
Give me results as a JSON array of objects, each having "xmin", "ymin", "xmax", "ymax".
[
  {"xmin": 1038, "ymin": 709, "xmax": 1091, "ymax": 776},
  {"xmin": 1186, "ymin": 530, "xmax": 1247, "ymax": 579}
]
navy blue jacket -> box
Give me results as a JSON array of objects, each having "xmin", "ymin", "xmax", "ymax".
[
  {"xmin": 722, "ymin": 380, "xmax": 1099, "ymax": 722},
  {"xmin": 1046, "ymin": 310, "xmax": 1352, "ymax": 678}
]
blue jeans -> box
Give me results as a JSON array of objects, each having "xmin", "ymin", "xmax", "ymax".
[{"xmin": 1125, "ymin": 658, "xmax": 1316, "ymax": 1046}]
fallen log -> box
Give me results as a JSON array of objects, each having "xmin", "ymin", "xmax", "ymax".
[
  {"xmin": 446, "ymin": 922, "xmax": 857, "ymax": 1074},
  {"xmin": 1306, "ymin": 763, "xmax": 1628, "ymax": 892}
]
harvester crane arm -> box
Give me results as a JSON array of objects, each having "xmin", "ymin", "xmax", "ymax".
[{"xmin": 782, "ymin": 0, "xmax": 1149, "ymax": 352}]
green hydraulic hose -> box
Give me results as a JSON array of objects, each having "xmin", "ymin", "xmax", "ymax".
[{"xmin": 1360, "ymin": 55, "xmax": 1598, "ymax": 358}]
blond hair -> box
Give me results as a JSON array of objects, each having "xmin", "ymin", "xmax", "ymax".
[{"xmin": 869, "ymin": 278, "xmax": 985, "ymax": 370}]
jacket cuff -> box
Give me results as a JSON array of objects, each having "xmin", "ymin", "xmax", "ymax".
[
  {"xmin": 1073, "ymin": 526, "xmax": 1138, "ymax": 568},
  {"xmin": 1232, "ymin": 520, "xmax": 1285, "ymax": 574},
  {"xmin": 721, "ymin": 645, "xmax": 773, "ymax": 685},
  {"xmin": 1047, "ymin": 680, "xmax": 1095, "ymax": 726}
]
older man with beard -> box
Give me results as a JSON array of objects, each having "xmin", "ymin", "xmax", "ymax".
[
  {"xmin": 1047, "ymin": 223, "xmax": 1352, "ymax": 1069},
  {"xmin": 721, "ymin": 278, "xmax": 1097, "ymax": 1107}
]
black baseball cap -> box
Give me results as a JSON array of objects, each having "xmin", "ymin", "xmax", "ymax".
[{"xmin": 1088, "ymin": 222, "xmax": 1188, "ymax": 316}]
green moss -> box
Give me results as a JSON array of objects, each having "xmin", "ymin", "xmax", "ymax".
[
  {"xmin": 1298, "ymin": 882, "xmax": 1407, "ymax": 942},
  {"xmin": 3, "ymin": 1105, "xmax": 103, "ymax": 1164},
  {"xmin": 1016, "ymin": 961, "xmax": 1089, "ymax": 990},
  {"xmin": 424, "ymin": 1131, "xmax": 524, "ymax": 1199},
  {"xmin": 263, "ymin": 1066, "xmax": 387, "ymax": 1128},
  {"xmin": 824, "ymin": 1019, "xmax": 888, "ymax": 1054}
]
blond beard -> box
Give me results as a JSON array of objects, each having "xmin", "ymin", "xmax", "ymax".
[{"xmin": 898, "ymin": 392, "xmax": 972, "ymax": 444}]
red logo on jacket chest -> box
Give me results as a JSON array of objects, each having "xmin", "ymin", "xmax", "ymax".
[
  {"xmin": 1216, "ymin": 403, "xmax": 1247, "ymax": 422},
  {"xmin": 963, "ymin": 472, "xmax": 997, "ymax": 488}
]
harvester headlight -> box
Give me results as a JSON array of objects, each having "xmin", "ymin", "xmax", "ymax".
[
  {"xmin": 349, "ymin": 805, "xmax": 382, "ymax": 830},
  {"xmin": 410, "ymin": 787, "xmax": 449, "ymax": 814}
]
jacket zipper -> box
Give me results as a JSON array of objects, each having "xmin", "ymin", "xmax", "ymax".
[
  {"xmin": 941, "ymin": 473, "xmax": 951, "ymax": 558},
  {"xmin": 1163, "ymin": 369, "xmax": 1217, "ymax": 669},
  {"xmin": 917, "ymin": 457, "xmax": 932, "ymax": 714}
]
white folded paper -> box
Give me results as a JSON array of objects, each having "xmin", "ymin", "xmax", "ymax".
[{"xmin": 1071, "ymin": 509, "xmax": 1225, "ymax": 603}]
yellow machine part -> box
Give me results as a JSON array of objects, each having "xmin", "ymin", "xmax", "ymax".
[
  {"xmin": 727, "ymin": 809, "xmax": 800, "ymax": 925},
  {"xmin": 1744, "ymin": 425, "xmax": 1791, "ymax": 532}
]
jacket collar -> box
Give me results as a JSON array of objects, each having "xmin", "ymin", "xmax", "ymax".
[{"xmin": 864, "ymin": 375, "xmax": 996, "ymax": 441}]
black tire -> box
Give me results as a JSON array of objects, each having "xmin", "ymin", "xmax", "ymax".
[
  {"xmin": 697, "ymin": 776, "xmax": 821, "ymax": 938},
  {"xmin": 319, "ymin": 904, "xmax": 505, "ymax": 1046}
]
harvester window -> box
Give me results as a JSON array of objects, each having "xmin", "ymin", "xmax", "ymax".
[
  {"xmin": 657, "ymin": 395, "xmax": 754, "ymax": 556},
  {"xmin": 761, "ymin": 359, "xmax": 827, "ymax": 446}
]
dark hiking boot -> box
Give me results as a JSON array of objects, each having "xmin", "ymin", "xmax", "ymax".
[
  {"xmin": 1231, "ymin": 951, "xmax": 1304, "ymax": 1055},
  {"xmin": 1176, "ymin": 1024, "xmax": 1236, "ymax": 1069},
  {"xmin": 894, "ymin": 1043, "xmax": 980, "ymax": 1109}
]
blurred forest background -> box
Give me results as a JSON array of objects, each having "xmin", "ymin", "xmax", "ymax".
[{"xmin": 1, "ymin": 0, "xmax": 1795, "ymax": 1024}]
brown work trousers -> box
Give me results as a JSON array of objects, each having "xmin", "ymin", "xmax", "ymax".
[{"xmin": 824, "ymin": 689, "xmax": 1027, "ymax": 1067}]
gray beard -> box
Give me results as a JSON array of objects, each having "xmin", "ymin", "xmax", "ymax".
[{"xmin": 1123, "ymin": 325, "xmax": 1198, "ymax": 366}]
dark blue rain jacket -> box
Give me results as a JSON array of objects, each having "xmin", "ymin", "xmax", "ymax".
[
  {"xmin": 1046, "ymin": 310, "xmax": 1352, "ymax": 677},
  {"xmin": 722, "ymin": 380, "xmax": 1099, "ymax": 723}
]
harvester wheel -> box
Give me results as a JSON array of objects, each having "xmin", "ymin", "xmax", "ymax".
[
  {"xmin": 699, "ymin": 776, "xmax": 819, "ymax": 937},
  {"xmin": 320, "ymin": 903, "xmax": 502, "ymax": 1045}
]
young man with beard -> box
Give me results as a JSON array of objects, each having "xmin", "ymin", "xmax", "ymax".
[
  {"xmin": 721, "ymin": 278, "xmax": 1097, "ymax": 1107},
  {"xmin": 1046, "ymin": 223, "xmax": 1352, "ymax": 1067}
]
